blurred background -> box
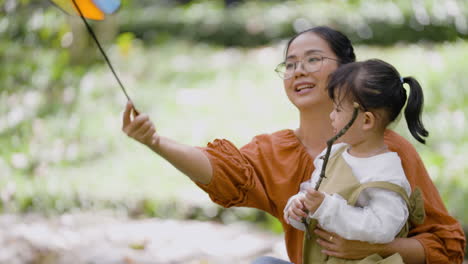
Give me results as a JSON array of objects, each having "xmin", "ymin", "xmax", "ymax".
[{"xmin": 1, "ymin": 0, "xmax": 467, "ymax": 261}]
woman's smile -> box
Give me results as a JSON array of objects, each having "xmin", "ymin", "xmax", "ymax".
[{"xmin": 294, "ymin": 81, "xmax": 316, "ymax": 94}]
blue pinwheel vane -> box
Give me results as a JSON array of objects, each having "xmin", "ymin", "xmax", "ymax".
[{"xmin": 50, "ymin": 0, "xmax": 138, "ymax": 113}]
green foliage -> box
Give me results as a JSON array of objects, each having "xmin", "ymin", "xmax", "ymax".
[
  {"xmin": 3, "ymin": 0, "xmax": 468, "ymax": 47},
  {"xmin": 0, "ymin": 0, "xmax": 467, "ymax": 240},
  {"xmin": 117, "ymin": 0, "xmax": 468, "ymax": 46},
  {"xmin": 2, "ymin": 39, "xmax": 468, "ymax": 232}
]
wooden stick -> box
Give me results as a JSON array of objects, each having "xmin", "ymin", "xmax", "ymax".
[
  {"xmin": 302, "ymin": 102, "xmax": 360, "ymax": 239},
  {"xmin": 314, "ymin": 102, "xmax": 360, "ymax": 190}
]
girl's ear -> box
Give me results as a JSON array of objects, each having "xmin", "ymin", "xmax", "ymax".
[{"xmin": 362, "ymin": 111, "xmax": 376, "ymax": 131}]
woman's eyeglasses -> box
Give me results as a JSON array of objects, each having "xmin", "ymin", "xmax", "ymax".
[{"xmin": 275, "ymin": 55, "xmax": 339, "ymax": 80}]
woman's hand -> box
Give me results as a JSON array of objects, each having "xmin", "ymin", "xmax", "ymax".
[
  {"xmin": 313, "ymin": 227, "xmax": 426, "ymax": 263},
  {"xmin": 284, "ymin": 196, "xmax": 308, "ymax": 224},
  {"xmin": 121, "ymin": 100, "xmax": 213, "ymax": 184},
  {"xmin": 122, "ymin": 101, "xmax": 159, "ymax": 148},
  {"xmin": 313, "ymin": 226, "xmax": 385, "ymax": 259}
]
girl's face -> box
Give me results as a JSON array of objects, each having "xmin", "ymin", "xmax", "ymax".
[
  {"xmin": 283, "ymin": 32, "xmax": 339, "ymax": 110},
  {"xmin": 329, "ymin": 100, "xmax": 364, "ymax": 145}
]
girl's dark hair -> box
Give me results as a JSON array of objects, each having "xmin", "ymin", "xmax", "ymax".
[
  {"xmin": 285, "ymin": 26, "xmax": 356, "ymax": 65},
  {"xmin": 327, "ymin": 59, "xmax": 429, "ymax": 144}
]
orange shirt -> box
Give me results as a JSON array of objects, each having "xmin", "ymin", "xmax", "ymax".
[{"xmin": 196, "ymin": 129, "xmax": 465, "ymax": 264}]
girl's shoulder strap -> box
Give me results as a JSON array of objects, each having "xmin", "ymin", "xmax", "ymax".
[{"xmin": 348, "ymin": 181, "xmax": 425, "ymax": 226}]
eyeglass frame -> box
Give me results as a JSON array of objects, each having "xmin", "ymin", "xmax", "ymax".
[{"xmin": 274, "ymin": 55, "xmax": 340, "ymax": 80}]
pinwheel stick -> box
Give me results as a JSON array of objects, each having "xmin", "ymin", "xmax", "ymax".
[
  {"xmin": 70, "ymin": 0, "xmax": 138, "ymax": 114},
  {"xmin": 302, "ymin": 102, "xmax": 360, "ymax": 239},
  {"xmin": 314, "ymin": 102, "xmax": 360, "ymax": 190}
]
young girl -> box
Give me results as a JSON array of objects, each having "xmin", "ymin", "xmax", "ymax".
[{"xmin": 284, "ymin": 59, "xmax": 427, "ymax": 263}]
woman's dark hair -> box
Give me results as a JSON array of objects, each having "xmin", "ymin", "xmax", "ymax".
[
  {"xmin": 285, "ymin": 26, "xmax": 356, "ymax": 65},
  {"xmin": 327, "ymin": 59, "xmax": 429, "ymax": 144}
]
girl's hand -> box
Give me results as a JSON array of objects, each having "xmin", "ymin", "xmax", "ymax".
[
  {"xmin": 284, "ymin": 196, "xmax": 308, "ymax": 224},
  {"xmin": 122, "ymin": 101, "xmax": 159, "ymax": 148},
  {"xmin": 303, "ymin": 188, "xmax": 325, "ymax": 215}
]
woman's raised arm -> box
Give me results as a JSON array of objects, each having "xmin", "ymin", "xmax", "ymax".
[{"xmin": 122, "ymin": 101, "xmax": 212, "ymax": 184}]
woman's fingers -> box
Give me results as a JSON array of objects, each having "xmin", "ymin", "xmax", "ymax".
[
  {"xmin": 131, "ymin": 105, "xmax": 140, "ymax": 117},
  {"xmin": 314, "ymin": 228, "xmax": 343, "ymax": 254},
  {"xmin": 122, "ymin": 101, "xmax": 133, "ymax": 131},
  {"xmin": 133, "ymin": 117, "xmax": 152, "ymax": 137},
  {"xmin": 125, "ymin": 114, "xmax": 149, "ymax": 136},
  {"xmin": 317, "ymin": 238, "xmax": 342, "ymax": 257},
  {"xmin": 314, "ymin": 227, "xmax": 333, "ymax": 241},
  {"xmin": 122, "ymin": 103, "xmax": 158, "ymax": 146},
  {"xmin": 141, "ymin": 125, "xmax": 156, "ymax": 141},
  {"xmin": 314, "ymin": 227, "xmax": 343, "ymax": 256}
]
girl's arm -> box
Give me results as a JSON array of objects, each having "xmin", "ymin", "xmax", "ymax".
[
  {"xmin": 308, "ymin": 188, "xmax": 409, "ymax": 244},
  {"xmin": 122, "ymin": 101, "xmax": 212, "ymax": 184}
]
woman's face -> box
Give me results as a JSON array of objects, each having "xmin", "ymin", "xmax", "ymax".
[{"xmin": 283, "ymin": 32, "xmax": 339, "ymax": 110}]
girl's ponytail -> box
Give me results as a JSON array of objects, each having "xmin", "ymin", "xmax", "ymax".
[{"xmin": 403, "ymin": 77, "xmax": 429, "ymax": 144}]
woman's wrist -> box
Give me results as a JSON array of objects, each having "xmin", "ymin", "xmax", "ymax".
[
  {"xmin": 375, "ymin": 238, "xmax": 426, "ymax": 264},
  {"xmin": 149, "ymin": 135, "xmax": 163, "ymax": 153},
  {"xmin": 374, "ymin": 241, "xmax": 393, "ymax": 258}
]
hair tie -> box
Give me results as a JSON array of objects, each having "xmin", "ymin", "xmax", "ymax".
[{"xmin": 400, "ymin": 77, "xmax": 404, "ymax": 84}]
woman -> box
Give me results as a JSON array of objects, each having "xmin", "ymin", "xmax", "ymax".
[{"xmin": 122, "ymin": 26, "xmax": 465, "ymax": 264}]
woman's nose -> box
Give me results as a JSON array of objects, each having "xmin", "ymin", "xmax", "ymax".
[{"xmin": 293, "ymin": 61, "xmax": 307, "ymax": 77}]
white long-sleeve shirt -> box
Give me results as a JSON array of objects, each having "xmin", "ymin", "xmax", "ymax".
[{"xmin": 284, "ymin": 143, "xmax": 411, "ymax": 243}]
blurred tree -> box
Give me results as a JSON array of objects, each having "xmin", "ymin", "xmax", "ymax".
[
  {"xmin": 224, "ymin": 0, "xmax": 243, "ymax": 8},
  {"xmin": 115, "ymin": 0, "xmax": 468, "ymax": 46}
]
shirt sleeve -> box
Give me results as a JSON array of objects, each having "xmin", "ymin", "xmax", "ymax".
[
  {"xmin": 385, "ymin": 130, "xmax": 466, "ymax": 263},
  {"xmin": 194, "ymin": 138, "xmax": 268, "ymax": 210},
  {"xmin": 193, "ymin": 134, "xmax": 297, "ymax": 217},
  {"xmin": 310, "ymin": 188, "xmax": 409, "ymax": 244}
]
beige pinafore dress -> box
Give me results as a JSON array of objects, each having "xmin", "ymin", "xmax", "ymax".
[{"xmin": 302, "ymin": 146, "xmax": 425, "ymax": 264}]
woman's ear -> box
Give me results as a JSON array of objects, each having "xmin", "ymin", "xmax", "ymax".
[{"xmin": 362, "ymin": 111, "xmax": 376, "ymax": 131}]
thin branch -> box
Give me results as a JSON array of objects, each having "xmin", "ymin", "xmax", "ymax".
[
  {"xmin": 314, "ymin": 102, "xmax": 360, "ymax": 191},
  {"xmin": 302, "ymin": 102, "xmax": 360, "ymax": 239}
]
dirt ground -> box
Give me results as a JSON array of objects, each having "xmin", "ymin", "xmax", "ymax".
[{"xmin": 0, "ymin": 212, "xmax": 287, "ymax": 264}]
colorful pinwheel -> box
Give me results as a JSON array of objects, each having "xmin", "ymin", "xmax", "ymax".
[{"xmin": 51, "ymin": 0, "xmax": 121, "ymax": 20}]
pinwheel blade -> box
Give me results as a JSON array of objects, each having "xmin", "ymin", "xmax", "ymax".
[
  {"xmin": 51, "ymin": 0, "xmax": 105, "ymax": 20},
  {"xmin": 92, "ymin": 0, "xmax": 120, "ymax": 14}
]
